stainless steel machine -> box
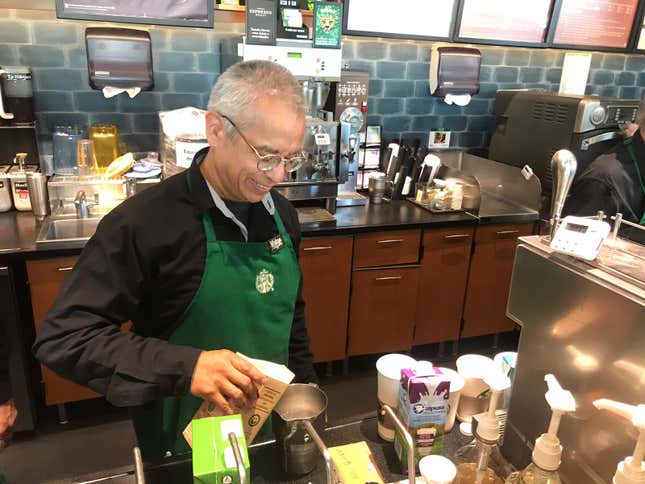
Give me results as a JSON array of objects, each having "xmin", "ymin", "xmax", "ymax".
[
  {"xmin": 502, "ymin": 148, "xmax": 645, "ymax": 483},
  {"xmin": 489, "ymin": 90, "xmax": 640, "ymax": 211}
]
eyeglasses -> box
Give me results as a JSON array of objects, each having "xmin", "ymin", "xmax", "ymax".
[{"xmin": 219, "ymin": 113, "xmax": 307, "ymax": 173}]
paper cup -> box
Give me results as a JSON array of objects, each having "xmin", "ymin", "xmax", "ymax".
[
  {"xmin": 419, "ymin": 455, "xmax": 457, "ymax": 484},
  {"xmin": 456, "ymin": 354, "xmax": 493, "ymax": 423},
  {"xmin": 435, "ymin": 367, "xmax": 465, "ymax": 432},
  {"xmin": 376, "ymin": 353, "xmax": 416, "ymax": 441}
]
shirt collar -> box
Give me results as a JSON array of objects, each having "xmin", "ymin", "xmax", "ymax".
[{"xmin": 187, "ymin": 146, "xmax": 275, "ymax": 216}]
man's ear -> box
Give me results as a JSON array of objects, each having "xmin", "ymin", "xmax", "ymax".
[{"xmin": 205, "ymin": 111, "xmax": 226, "ymax": 147}]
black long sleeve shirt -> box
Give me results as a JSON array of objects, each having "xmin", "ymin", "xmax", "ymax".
[
  {"xmin": 0, "ymin": 313, "xmax": 10, "ymax": 404},
  {"xmin": 33, "ymin": 149, "xmax": 316, "ymax": 407},
  {"xmin": 565, "ymin": 131, "xmax": 645, "ymax": 244}
]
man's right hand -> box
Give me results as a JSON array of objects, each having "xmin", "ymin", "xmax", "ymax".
[
  {"xmin": 190, "ymin": 350, "xmax": 268, "ymax": 415},
  {"xmin": 0, "ymin": 399, "xmax": 17, "ymax": 451}
]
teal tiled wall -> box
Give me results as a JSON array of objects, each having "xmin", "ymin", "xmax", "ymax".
[{"xmin": 2, "ymin": 8, "xmax": 645, "ymax": 155}]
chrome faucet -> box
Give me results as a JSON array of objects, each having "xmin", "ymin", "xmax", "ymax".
[{"xmin": 74, "ymin": 190, "xmax": 99, "ymax": 218}]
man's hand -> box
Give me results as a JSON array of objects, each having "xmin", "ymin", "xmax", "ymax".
[
  {"xmin": 190, "ymin": 350, "xmax": 268, "ymax": 415},
  {"xmin": 0, "ymin": 399, "xmax": 17, "ymax": 451}
]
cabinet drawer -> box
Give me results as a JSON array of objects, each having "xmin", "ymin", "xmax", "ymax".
[
  {"xmin": 348, "ymin": 266, "xmax": 419, "ymax": 356},
  {"xmin": 353, "ymin": 229, "xmax": 421, "ymax": 268}
]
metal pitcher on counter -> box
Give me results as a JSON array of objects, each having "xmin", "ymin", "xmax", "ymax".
[{"xmin": 272, "ymin": 384, "xmax": 332, "ymax": 482}]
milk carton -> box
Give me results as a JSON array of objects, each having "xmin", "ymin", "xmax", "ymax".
[{"xmin": 394, "ymin": 366, "xmax": 450, "ymax": 473}]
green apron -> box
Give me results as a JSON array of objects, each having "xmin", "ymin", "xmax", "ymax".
[
  {"xmin": 625, "ymin": 140, "xmax": 645, "ymax": 225},
  {"xmin": 131, "ymin": 173, "xmax": 300, "ymax": 460}
]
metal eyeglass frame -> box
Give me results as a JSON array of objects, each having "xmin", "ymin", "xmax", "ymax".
[{"xmin": 218, "ymin": 113, "xmax": 307, "ymax": 173}]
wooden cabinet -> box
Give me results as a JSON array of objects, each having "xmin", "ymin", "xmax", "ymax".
[
  {"xmin": 353, "ymin": 229, "xmax": 421, "ymax": 268},
  {"xmin": 414, "ymin": 226, "xmax": 474, "ymax": 345},
  {"xmin": 461, "ymin": 223, "xmax": 534, "ymax": 338},
  {"xmin": 299, "ymin": 236, "xmax": 353, "ymax": 362},
  {"xmin": 348, "ymin": 266, "xmax": 420, "ymax": 356},
  {"xmin": 26, "ymin": 257, "xmax": 101, "ymax": 406}
]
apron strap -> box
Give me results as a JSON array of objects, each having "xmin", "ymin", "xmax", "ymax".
[{"xmin": 624, "ymin": 140, "xmax": 645, "ymax": 224}]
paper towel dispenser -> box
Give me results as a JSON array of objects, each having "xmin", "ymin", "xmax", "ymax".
[
  {"xmin": 85, "ymin": 27, "xmax": 153, "ymax": 90},
  {"xmin": 429, "ymin": 46, "xmax": 481, "ymax": 97}
]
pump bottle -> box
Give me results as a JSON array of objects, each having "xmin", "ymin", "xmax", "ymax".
[
  {"xmin": 505, "ymin": 374, "xmax": 576, "ymax": 484},
  {"xmin": 454, "ymin": 371, "xmax": 512, "ymax": 484},
  {"xmin": 593, "ymin": 398, "xmax": 645, "ymax": 484}
]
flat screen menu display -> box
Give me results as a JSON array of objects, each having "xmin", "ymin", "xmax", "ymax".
[
  {"xmin": 458, "ymin": 0, "xmax": 553, "ymax": 43},
  {"xmin": 553, "ymin": 0, "xmax": 638, "ymax": 48},
  {"xmin": 344, "ymin": 0, "xmax": 456, "ymax": 40}
]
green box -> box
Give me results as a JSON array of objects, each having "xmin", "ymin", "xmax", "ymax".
[{"xmin": 192, "ymin": 415, "xmax": 250, "ymax": 484}]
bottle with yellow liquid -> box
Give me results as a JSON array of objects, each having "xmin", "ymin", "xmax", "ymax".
[
  {"xmin": 90, "ymin": 124, "xmax": 119, "ymax": 171},
  {"xmin": 505, "ymin": 375, "xmax": 576, "ymax": 484},
  {"xmin": 454, "ymin": 371, "xmax": 513, "ymax": 484}
]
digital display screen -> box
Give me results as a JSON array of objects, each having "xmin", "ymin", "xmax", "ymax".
[
  {"xmin": 458, "ymin": 0, "xmax": 553, "ymax": 43},
  {"xmin": 566, "ymin": 223, "xmax": 589, "ymax": 234},
  {"xmin": 345, "ymin": 0, "xmax": 456, "ymax": 40},
  {"xmin": 287, "ymin": 52, "xmax": 303, "ymax": 59},
  {"xmin": 553, "ymin": 0, "xmax": 638, "ymax": 49}
]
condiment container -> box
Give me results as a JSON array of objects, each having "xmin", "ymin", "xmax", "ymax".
[
  {"xmin": 0, "ymin": 166, "xmax": 12, "ymax": 212},
  {"xmin": 8, "ymin": 160, "xmax": 37, "ymax": 212}
]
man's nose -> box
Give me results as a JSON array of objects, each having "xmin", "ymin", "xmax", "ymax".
[{"xmin": 264, "ymin": 162, "xmax": 288, "ymax": 184}]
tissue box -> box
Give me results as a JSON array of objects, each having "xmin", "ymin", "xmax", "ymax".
[
  {"xmin": 329, "ymin": 441, "xmax": 384, "ymax": 484},
  {"xmin": 394, "ymin": 367, "xmax": 450, "ymax": 472},
  {"xmin": 184, "ymin": 354, "xmax": 295, "ymax": 446},
  {"xmin": 192, "ymin": 415, "xmax": 250, "ymax": 484}
]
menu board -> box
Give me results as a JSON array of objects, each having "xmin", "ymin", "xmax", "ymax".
[
  {"xmin": 553, "ymin": 0, "xmax": 638, "ymax": 48},
  {"xmin": 458, "ymin": 0, "xmax": 553, "ymax": 43},
  {"xmin": 344, "ymin": 0, "xmax": 456, "ymax": 40}
]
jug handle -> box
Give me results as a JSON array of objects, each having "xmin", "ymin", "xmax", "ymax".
[
  {"xmin": 0, "ymin": 70, "xmax": 15, "ymax": 120},
  {"xmin": 228, "ymin": 432, "xmax": 247, "ymax": 484},
  {"xmin": 303, "ymin": 420, "xmax": 332, "ymax": 484}
]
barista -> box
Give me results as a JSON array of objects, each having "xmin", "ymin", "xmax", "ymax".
[
  {"xmin": 33, "ymin": 60, "xmax": 317, "ymax": 459},
  {"xmin": 565, "ymin": 102, "xmax": 645, "ymax": 240}
]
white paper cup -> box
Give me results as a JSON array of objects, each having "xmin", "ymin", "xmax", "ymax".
[
  {"xmin": 419, "ymin": 455, "xmax": 457, "ymax": 484},
  {"xmin": 456, "ymin": 354, "xmax": 493, "ymax": 423},
  {"xmin": 376, "ymin": 353, "xmax": 416, "ymax": 441},
  {"xmin": 435, "ymin": 367, "xmax": 465, "ymax": 432}
]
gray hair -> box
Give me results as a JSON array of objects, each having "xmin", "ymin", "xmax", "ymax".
[{"xmin": 207, "ymin": 60, "xmax": 305, "ymax": 135}]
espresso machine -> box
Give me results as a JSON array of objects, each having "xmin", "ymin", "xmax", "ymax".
[
  {"xmin": 0, "ymin": 66, "xmax": 39, "ymax": 166},
  {"xmin": 276, "ymin": 80, "xmax": 344, "ymax": 218}
]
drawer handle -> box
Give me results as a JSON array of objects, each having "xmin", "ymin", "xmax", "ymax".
[
  {"xmin": 444, "ymin": 234, "xmax": 471, "ymax": 240},
  {"xmin": 377, "ymin": 239, "xmax": 404, "ymax": 244},
  {"xmin": 496, "ymin": 230, "xmax": 520, "ymax": 238},
  {"xmin": 375, "ymin": 276, "xmax": 403, "ymax": 281},
  {"xmin": 303, "ymin": 246, "xmax": 333, "ymax": 252},
  {"xmin": 57, "ymin": 266, "xmax": 74, "ymax": 272}
]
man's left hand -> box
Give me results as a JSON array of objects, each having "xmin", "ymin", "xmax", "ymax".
[{"xmin": 0, "ymin": 400, "xmax": 17, "ymax": 450}]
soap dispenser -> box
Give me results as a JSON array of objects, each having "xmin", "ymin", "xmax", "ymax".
[
  {"xmin": 454, "ymin": 371, "xmax": 512, "ymax": 484},
  {"xmin": 505, "ymin": 374, "xmax": 576, "ymax": 484},
  {"xmin": 593, "ymin": 398, "xmax": 645, "ymax": 484}
]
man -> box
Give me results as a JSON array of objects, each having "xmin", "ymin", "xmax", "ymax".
[
  {"xmin": 565, "ymin": 103, "xmax": 645, "ymax": 241},
  {"xmin": 34, "ymin": 60, "xmax": 316, "ymax": 459}
]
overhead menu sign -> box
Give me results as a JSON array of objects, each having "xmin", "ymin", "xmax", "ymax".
[
  {"xmin": 344, "ymin": 0, "xmax": 456, "ymax": 40},
  {"xmin": 553, "ymin": 0, "xmax": 638, "ymax": 48},
  {"xmin": 458, "ymin": 0, "xmax": 553, "ymax": 43}
]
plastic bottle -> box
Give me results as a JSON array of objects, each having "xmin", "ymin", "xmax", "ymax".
[
  {"xmin": 454, "ymin": 371, "xmax": 513, "ymax": 484},
  {"xmin": 505, "ymin": 374, "xmax": 576, "ymax": 484},
  {"xmin": 593, "ymin": 398, "xmax": 645, "ymax": 484}
]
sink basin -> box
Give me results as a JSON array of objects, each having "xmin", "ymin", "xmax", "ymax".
[{"xmin": 36, "ymin": 216, "xmax": 103, "ymax": 250}]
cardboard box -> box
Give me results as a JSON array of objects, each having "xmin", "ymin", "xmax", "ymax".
[
  {"xmin": 394, "ymin": 366, "xmax": 450, "ymax": 473},
  {"xmin": 192, "ymin": 415, "xmax": 249, "ymax": 484},
  {"xmin": 184, "ymin": 354, "xmax": 295, "ymax": 446},
  {"xmin": 329, "ymin": 441, "xmax": 384, "ymax": 484}
]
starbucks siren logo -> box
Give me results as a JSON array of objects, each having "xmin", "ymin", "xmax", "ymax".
[{"xmin": 255, "ymin": 269, "xmax": 274, "ymax": 294}]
